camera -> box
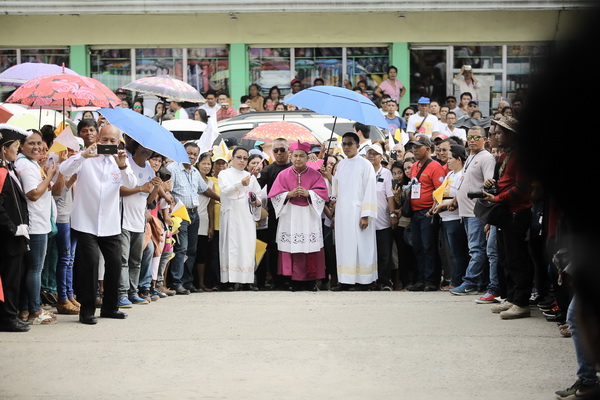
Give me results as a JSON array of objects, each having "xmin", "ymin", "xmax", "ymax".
[
  {"xmin": 157, "ymin": 166, "xmax": 172, "ymax": 182},
  {"xmin": 467, "ymin": 186, "xmax": 498, "ymax": 199},
  {"xmin": 97, "ymin": 144, "xmax": 118, "ymax": 155}
]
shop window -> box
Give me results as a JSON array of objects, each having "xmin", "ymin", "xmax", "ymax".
[
  {"xmin": 346, "ymin": 46, "xmax": 389, "ymax": 93},
  {"xmin": 0, "ymin": 49, "xmax": 18, "ymax": 73},
  {"xmin": 20, "ymin": 48, "xmax": 70, "ymax": 68},
  {"xmin": 90, "ymin": 49, "xmax": 132, "ymax": 91},
  {"xmin": 187, "ymin": 48, "xmax": 229, "ymax": 94},
  {"xmin": 249, "ymin": 48, "xmax": 291, "ymax": 95},
  {"xmin": 136, "ymin": 48, "xmax": 183, "ymax": 80}
]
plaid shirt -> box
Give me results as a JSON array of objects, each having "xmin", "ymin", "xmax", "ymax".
[{"xmin": 167, "ymin": 162, "xmax": 208, "ymax": 208}]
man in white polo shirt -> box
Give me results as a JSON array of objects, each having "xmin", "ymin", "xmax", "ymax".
[
  {"xmin": 118, "ymin": 139, "xmax": 161, "ymax": 308},
  {"xmin": 59, "ymin": 125, "xmax": 136, "ymax": 324},
  {"xmin": 407, "ymin": 97, "xmax": 441, "ymax": 141}
]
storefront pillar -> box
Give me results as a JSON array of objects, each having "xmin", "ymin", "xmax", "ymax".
[
  {"xmin": 229, "ymin": 43, "xmax": 248, "ymax": 108},
  {"xmin": 390, "ymin": 42, "xmax": 409, "ymax": 110},
  {"xmin": 69, "ymin": 45, "xmax": 90, "ymax": 76}
]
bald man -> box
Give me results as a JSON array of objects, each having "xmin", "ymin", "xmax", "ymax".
[{"xmin": 60, "ymin": 125, "xmax": 136, "ymax": 324}]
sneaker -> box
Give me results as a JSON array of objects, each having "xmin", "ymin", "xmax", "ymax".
[
  {"xmin": 475, "ymin": 292, "xmax": 498, "ymax": 304},
  {"xmin": 129, "ymin": 295, "xmax": 149, "ymax": 305},
  {"xmin": 491, "ymin": 300, "xmax": 513, "ymax": 313},
  {"xmin": 539, "ymin": 299, "xmax": 557, "ymax": 310},
  {"xmin": 406, "ymin": 282, "xmax": 425, "ymax": 292},
  {"xmin": 153, "ymin": 289, "xmax": 168, "ymax": 299},
  {"xmin": 449, "ymin": 284, "xmax": 477, "ymax": 296},
  {"xmin": 555, "ymin": 379, "xmax": 599, "ymax": 399},
  {"xmin": 117, "ymin": 296, "xmax": 133, "ymax": 308},
  {"xmin": 500, "ymin": 304, "xmax": 531, "ymax": 319}
]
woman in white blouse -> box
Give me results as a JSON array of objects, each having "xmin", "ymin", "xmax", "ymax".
[
  {"xmin": 15, "ymin": 130, "xmax": 57, "ymax": 325},
  {"xmin": 218, "ymin": 147, "xmax": 262, "ymax": 290},
  {"xmin": 195, "ymin": 152, "xmax": 215, "ymax": 291}
]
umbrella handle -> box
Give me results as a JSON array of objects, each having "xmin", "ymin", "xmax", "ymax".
[{"xmin": 325, "ymin": 116, "xmax": 337, "ymax": 157}]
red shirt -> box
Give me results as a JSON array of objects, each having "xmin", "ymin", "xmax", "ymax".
[
  {"xmin": 495, "ymin": 151, "xmax": 531, "ymax": 213},
  {"xmin": 409, "ymin": 158, "xmax": 446, "ymax": 211}
]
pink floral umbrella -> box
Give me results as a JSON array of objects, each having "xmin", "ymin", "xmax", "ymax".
[
  {"xmin": 5, "ymin": 74, "xmax": 121, "ymax": 110},
  {"xmin": 243, "ymin": 121, "xmax": 319, "ymax": 145},
  {"xmin": 123, "ymin": 75, "xmax": 205, "ymax": 103}
]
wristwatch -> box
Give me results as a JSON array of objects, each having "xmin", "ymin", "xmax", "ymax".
[{"xmin": 390, "ymin": 213, "xmax": 398, "ymax": 218}]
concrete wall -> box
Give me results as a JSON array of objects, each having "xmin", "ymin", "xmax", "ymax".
[{"xmin": 0, "ymin": 10, "xmax": 586, "ymax": 47}]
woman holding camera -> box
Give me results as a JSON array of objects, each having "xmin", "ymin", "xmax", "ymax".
[{"xmin": 218, "ymin": 146, "xmax": 262, "ymax": 290}]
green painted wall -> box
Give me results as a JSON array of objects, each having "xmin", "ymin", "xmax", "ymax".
[
  {"xmin": 229, "ymin": 43, "xmax": 248, "ymax": 108},
  {"xmin": 69, "ymin": 45, "xmax": 90, "ymax": 76}
]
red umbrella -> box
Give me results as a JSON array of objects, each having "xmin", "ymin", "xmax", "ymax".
[
  {"xmin": 5, "ymin": 74, "xmax": 121, "ymax": 110},
  {"xmin": 243, "ymin": 121, "xmax": 319, "ymax": 145}
]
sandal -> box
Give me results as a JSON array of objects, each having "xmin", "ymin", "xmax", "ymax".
[
  {"xmin": 28, "ymin": 310, "xmax": 58, "ymax": 325},
  {"xmin": 56, "ymin": 300, "xmax": 80, "ymax": 315},
  {"xmin": 559, "ymin": 323, "xmax": 572, "ymax": 338},
  {"xmin": 68, "ymin": 296, "xmax": 81, "ymax": 308}
]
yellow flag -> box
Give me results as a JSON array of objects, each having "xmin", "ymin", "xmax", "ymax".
[
  {"xmin": 54, "ymin": 121, "xmax": 67, "ymax": 135},
  {"xmin": 255, "ymin": 239, "xmax": 267, "ymax": 266},
  {"xmin": 170, "ymin": 201, "xmax": 191, "ymax": 222},
  {"xmin": 394, "ymin": 128, "xmax": 403, "ymax": 143},
  {"xmin": 48, "ymin": 141, "xmax": 68, "ymax": 154},
  {"xmin": 433, "ymin": 178, "xmax": 450, "ymax": 205}
]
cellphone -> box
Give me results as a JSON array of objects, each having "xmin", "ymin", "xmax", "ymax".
[{"xmin": 97, "ymin": 144, "xmax": 118, "ymax": 155}]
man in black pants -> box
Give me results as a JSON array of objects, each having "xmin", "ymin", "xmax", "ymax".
[
  {"xmin": 60, "ymin": 125, "xmax": 137, "ymax": 324},
  {"xmin": 257, "ymin": 138, "xmax": 291, "ymax": 290}
]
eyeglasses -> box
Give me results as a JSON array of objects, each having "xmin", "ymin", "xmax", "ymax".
[
  {"xmin": 341, "ymin": 141, "xmax": 356, "ymax": 147},
  {"xmin": 234, "ymin": 155, "xmax": 248, "ymax": 161},
  {"xmin": 273, "ymin": 147, "xmax": 287, "ymax": 154},
  {"xmin": 466, "ymin": 135, "xmax": 483, "ymax": 141}
]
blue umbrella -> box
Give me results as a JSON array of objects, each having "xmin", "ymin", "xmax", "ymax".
[
  {"xmin": 99, "ymin": 107, "xmax": 188, "ymax": 163},
  {"xmin": 284, "ymin": 85, "xmax": 388, "ymax": 130}
]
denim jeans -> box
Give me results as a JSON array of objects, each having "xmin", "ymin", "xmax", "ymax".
[
  {"xmin": 119, "ymin": 229, "xmax": 145, "ymax": 297},
  {"xmin": 170, "ymin": 210, "xmax": 199, "ymax": 289},
  {"xmin": 21, "ymin": 233, "xmax": 48, "ymax": 313},
  {"xmin": 41, "ymin": 230, "xmax": 58, "ymax": 294},
  {"xmin": 138, "ymin": 240, "xmax": 154, "ymax": 291},
  {"xmin": 461, "ymin": 217, "xmax": 488, "ymax": 289},
  {"xmin": 56, "ymin": 223, "xmax": 77, "ymax": 301},
  {"xmin": 486, "ymin": 225, "xmax": 499, "ymax": 295},
  {"xmin": 567, "ymin": 296, "xmax": 598, "ymax": 384},
  {"xmin": 441, "ymin": 219, "xmax": 469, "ymax": 287},
  {"xmin": 410, "ymin": 209, "xmax": 436, "ymax": 284}
]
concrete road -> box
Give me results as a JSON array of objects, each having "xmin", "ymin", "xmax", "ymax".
[{"xmin": 0, "ymin": 291, "xmax": 576, "ymax": 400}]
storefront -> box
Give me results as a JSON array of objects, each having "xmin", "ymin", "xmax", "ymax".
[{"xmin": 0, "ymin": 5, "xmax": 586, "ymax": 114}]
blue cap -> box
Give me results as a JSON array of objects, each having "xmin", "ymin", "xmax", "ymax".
[
  {"xmin": 254, "ymin": 140, "xmax": 265, "ymax": 148},
  {"xmin": 417, "ymin": 97, "xmax": 431, "ymax": 104}
]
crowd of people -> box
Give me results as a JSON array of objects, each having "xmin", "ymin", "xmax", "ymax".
[{"xmin": 0, "ymin": 80, "xmax": 597, "ymax": 398}]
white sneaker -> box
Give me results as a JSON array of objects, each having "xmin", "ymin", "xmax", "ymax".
[
  {"xmin": 490, "ymin": 300, "xmax": 513, "ymax": 313},
  {"xmin": 500, "ymin": 304, "xmax": 531, "ymax": 319}
]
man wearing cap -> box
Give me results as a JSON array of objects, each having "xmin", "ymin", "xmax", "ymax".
[
  {"xmin": 406, "ymin": 134, "xmax": 446, "ymax": 291},
  {"xmin": 257, "ymin": 138, "xmax": 292, "ymax": 289},
  {"xmin": 268, "ymin": 141, "xmax": 328, "ymax": 291},
  {"xmin": 449, "ymin": 125, "xmax": 497, "ymax": 298},
  {"xmin": 0, "ymin": 125, "xmax": 31, "ymax": 332},
  {"xmin": 407, "ymin": 97, "xmax": 441, "ymax": 141},
  {"xmin": 284, "ymin": 79, "xmax": 302, "ymax": 101},
  {"xmin": 331, "ymin": 132, "xmax": 378, "ymax": 290},
  {"xmin": 482, "ymin": 116, "xmax": 533, "ymax": 319},
  {"xmin": 366, "ymin": 143, "xmax": 397, "ymax": 290}
]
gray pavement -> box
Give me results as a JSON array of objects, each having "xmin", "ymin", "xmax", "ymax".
[{"xmin": 0, "ymin": 291, "xmax": 576, "ymax": 400}]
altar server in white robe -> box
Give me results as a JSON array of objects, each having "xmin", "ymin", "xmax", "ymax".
[
  {"xmin": 331, "ymin": 132, "xmax": 378, "ymax": 288},
  {"xmin": 218, "ymin": 146, "xmax": 262, "ymax": 289}
]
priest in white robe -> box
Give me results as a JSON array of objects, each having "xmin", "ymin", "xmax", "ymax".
[{"xmin": 332, "ymin": 132, "xmax": 378, "ymax": 288}]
